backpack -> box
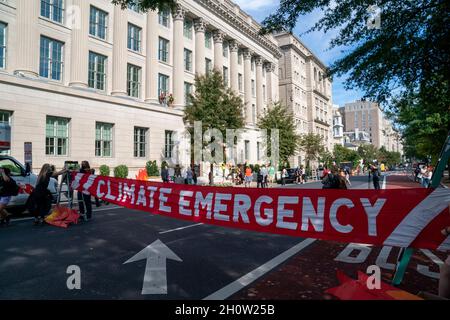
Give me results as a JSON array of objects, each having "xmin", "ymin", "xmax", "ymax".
[
  {"xmin": 323, "ymin": 173, "xmax": 340, "ymax": 189},
  {"xmin": 0, "ymin": 177, "xmax": 20, "ymax": 197}
]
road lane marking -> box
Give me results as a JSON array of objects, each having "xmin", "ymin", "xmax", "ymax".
[
  {"xmin": 159, "ymin": 223, "xmax": 204, "ymax": 234},
  {"xmin": 203, "ymin": 238, "xmax": 317, "ymax": 300},
  {"xmin": 382, "ymin": 174, "xmax": 387, "ymax": 189}
]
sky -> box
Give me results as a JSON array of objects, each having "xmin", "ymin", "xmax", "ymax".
[{"xmin": 233, "ymin": 0, "xmax": 365, "ymax": 107}]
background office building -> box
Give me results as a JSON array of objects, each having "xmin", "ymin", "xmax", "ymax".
[
  {"xmin": 275, "ymin": 31, "xmax": 333, "ymax": 168},
  {"xmin": 0, "ymin": 0, "xmax": 280, "ymax": 175}
]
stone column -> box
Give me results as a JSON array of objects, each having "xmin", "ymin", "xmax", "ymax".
[
  {"xmin": 111, "ymin": 5, "xmax": 128, "ymax": 96},
  {"xmin": 229, "ymin": 40, "xmax": 239, "ymax": 93},
  {"xmin": 69, "ymin": 0, "xmax": 89, "ymax": 87},
  {"xmin": 194, "ymin": 18, "xmax": 206, "ymax": 75},
  {"xmin": 255, "ymin": 56, "xmax": 264, "ymax": 117},
  {"xmin": 213, "ymin": 31, "xmax": 225, "ymax": 71},
  {"xmin": 265, "ymin": 62, "xmax": 274, "ymax": 105},
  {"xmin": 14, "ymin": 0, "xmax": 39, "ymax": 77},
  {"xmin": 172, "ymin": 4, "xmax": 185, "ymax": 107},
  {"xmin": 243, "ymin": 49, "xmax": 253, "ymax": 124},
  {"xmin": 145, "ymin": 10, "xmax": 159, "ymax": 102}
]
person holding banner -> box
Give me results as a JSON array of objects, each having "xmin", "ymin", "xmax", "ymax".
[
  {"xmin": 27, "ymin": 164, "xmax": 67, "ymax": 225},
  {"xmin": 78, "ymin": 161, "xmax": 93, "ymax": 221}
]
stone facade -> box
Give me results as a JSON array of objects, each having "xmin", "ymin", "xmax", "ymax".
[{"xmin": 0, "ymin": 0, "xmax": 280, "ymax": 176}]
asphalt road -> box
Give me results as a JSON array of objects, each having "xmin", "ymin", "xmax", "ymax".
[{"xmin": 1, "ymin": 172, "xmax": 437, "ymax": 300}]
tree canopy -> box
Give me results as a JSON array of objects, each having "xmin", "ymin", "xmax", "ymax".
[
  {"xmin": 298, "ymin": 133, "xmax": 325, "ymax": 169},
  {"xmin": 111, "ymin": 0, "xmax": 175, "ymax": 12},
  {"xmin": 261, "ymin": 0, "xmax": 450, "ymax": 163},
  {"xmin": 257, "ymin": 102, "xmax": 301, "ymax": 168}
]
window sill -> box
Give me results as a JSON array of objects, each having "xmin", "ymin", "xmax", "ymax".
[
  {"xmin": 128, "ymin": 49, "xmax": 145, "ymax": 57},
  {"xmin": 39, "ymin": 16, "xmax": 68, "ymax": 30},
  {"xmin": 89, "ymin": 35, "xmax": 111, "ymax": 45}
]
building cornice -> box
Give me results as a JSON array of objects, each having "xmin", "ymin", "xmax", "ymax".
[{"xmin": 194, "ymin": 0, "xmax": 282, "ymax": 59}]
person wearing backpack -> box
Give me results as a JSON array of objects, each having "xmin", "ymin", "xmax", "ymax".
[
  {"xmin": 370, "ymin": 164, "xmax": 381, "ymax": 190},
  {"xmin": 0, "ymin": 167, "xmax": 20, "ymax": 226}
]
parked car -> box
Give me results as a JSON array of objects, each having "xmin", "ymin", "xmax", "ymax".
[
  {"xmin": 0, "ymin": 156, "xmax": 58, "ymax": 213},
  {"xmin": 276, "ymin": 168, "xmax": 297, "ymax": 184}
]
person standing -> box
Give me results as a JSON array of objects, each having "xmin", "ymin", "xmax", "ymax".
[
  {"xmin": 0, "ymin": 168, "xmax": 17, "ymax": 226},
  {"xmin": 261, "ymin": 165, "xmax": 268, "ymax": 188},
  {"xmin": 161, "ymin": 164, "xmax": 169, "ymax": 183},
  {"xmin": 422, "ymin": 166, "xmax": 432, "ymax": 188},
  {"xmin": 268, "ymin": 164, "xmax": 275, "ymax": 184},
  {"xmin": 186, "ymin": 166, "xmax": 193, "ymax": 185},
  {"xmin": 281, "ymin": 168, "xmax": 288, "ymax": 186},
  {"xmin": 27, "ymin": 164, "xmax": 67, "ymax": 225},
  {"xmin": 78, "ymin": 161, "xmax": 93, "ymax": 221},
  {"xmin": 244, "ymin": 166, "xmax": 253, "ymax": 187},
  {"xmin": 370, "ymin": 164, "xmax": 381, "ymax": 190}
]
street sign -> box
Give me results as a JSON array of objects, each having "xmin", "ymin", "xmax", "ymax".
[
  {"xmin": 124, "ymin": 239, "xmax": 182, "ymax": 295},
  {"xmin": 24, "ymin": 142, "xmax": 32, "ymax": 165}
]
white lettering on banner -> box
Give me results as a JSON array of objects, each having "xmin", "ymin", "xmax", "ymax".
[
  {"xmin": 136, "ymin": 186, "xmax": 147, "ymax": 207},
  {"xmin": 105, "ymin": 180, "xmax": 116, "ymax": 201},
  {"xmin": 117, "ymin": 182, "xmax": 123, "ymax": 202},
  {"xmin": 147, "ymin": 186, "xmax": 158, "ymax": 208},
  {"xmin": 195, "ymin": 192, "xmax": 213, "ymax": 218},
  {"xmin": 83, "ymin": 175, "xmax": 97, "ymax": 195},
  {"xmin": 254, "ymin": 196, "xmax": 274, "ymax": 226},
  {"xmin": 360, "ymin": 198, "xmax": 386, "ymax": 236},
  {"xmin": 179, "ymin": 191, "xmax": 194, "ymax": 216},
  {"xmin": 277, "ymin": 197, "xmax": 299, "ymax": 230},
  {"xmin": 366, "ymin": 265, "xmax": 381, "ymax": 289},
  {"xmin": 233, "ymin": 194, "xmax": 251, "ymax": 223},
  {"xmin": 335, "ymin": 243, "xmax": 371, "ymax": 263},
  {"xmin": 214, "ymin": 193, "xmax": 232, "ymax": 222},
  {"xmin": 122, "ymin": 183, "xmax": 136, "ymax": 204},
  {"xmin": 301, "ymin": 197, "xmax": 325, "ymax": 232},
  {"xmin": 330, "ymin": 198, "xmax": 354, "ymax": 233},
  {"xmin": 159, "ymin": 188, "xmax": 172, "ymax": 213},
  {"xmin": 71, "ymin": 173, "xmax": 83, "ymax": 190},
  {"xmin": 96, "ymin": 179, "xmax": 106, "ymax": 198}
]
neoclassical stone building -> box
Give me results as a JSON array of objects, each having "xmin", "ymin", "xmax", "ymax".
[
  {"xmin": 275, "ymin": 32, "xmax": 333, "ymax": 168},
  {"xmin": 0, "ymin": 0, "xmax": 280, "ymax": 176}
]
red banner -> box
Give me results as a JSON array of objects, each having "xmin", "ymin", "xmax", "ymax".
[{"xmin": 71, "ymin": 173, "xmax": 450, "ymax": 250}]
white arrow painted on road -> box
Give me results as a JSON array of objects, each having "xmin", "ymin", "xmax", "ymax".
[{"xmin": 124, "ymin": 239, "xmax": 182, "ymax": 295}]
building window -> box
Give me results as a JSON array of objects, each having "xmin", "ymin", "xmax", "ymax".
[
  {"xmin": 251, "ymin": 58, "xmax": 255, "ymax": 72},
  {"xmin": 205, "ymin": 31, "xmax": 212, "ymax": 49},
  {"xmin": 184, "ymin": 82, "xmax": 192, "ymax": 105},
  {"xmin": 252, "ymin": 104, "xmax": 256, "ymax": 124},
  {"xmin": 257, "ymin": 142, "xmax": 260, "ymax": 161},
  {"xmin": 89, "ymin": 6, "xmax": 108, "ymax": 40},
  {"xmin": 223, "ymin": 41, "xmax": 228, "ymax": 58},
  {"xmin": 41, "ymin": 0, "xmax": 64, "ymax": 23},
  {"xmin": 251, "ymin": 80, "xmax": 255, "ymax": 97},
  {"xmin": 205, "ymin": 58, "xmax": 212, "ymax": 74},
  {"xmin": 184, "ymin": 49, "xmax": 192, "ymax": 72},
  {"xmin": 127, "ymin": 2, "xmax": 140, "ymax": 13},
  {"xmin": 238, "ymin": 50, "xmax": 242, "ymax": 65},
  {"xmin": 88, "ymin": 51, "xmax": 107, "ymax": 90},
  {"xmin": 165, "ymin": 130, "xmax": 174, "ymax": 158},
  {"xmin": 223, "ymin": 66, "xmax": 228, "ymax": 86},
  {"xmin": 158, "ymin": 8, "xmax": 170, "ymax": 28},
  {"xmin": 263, "ymin": 85, "xmax": 266, "ymax": 102},
  {"xmin": 134, "ymin": 127, "xmax": 148, "ymax": 158},
  {"xmin": 184, "ymin": 19, "xmax": 193, "ymax": 39},
  {"xmin": 0, "ymin": 110, "xmax": 11, "ymax": 124},
  {"xmin": 127, "ymin": 23, "xmax": 142, "ymax": 52},
  {"xmin": 158, "ymin": 73, "xmax": 169, "ymax": 97},
  {"xmin": 244, "ymin": 140, "xmax": 250, "ymax": 160},
  {"xmin": 238, "ymin": 73, "xmax": 243, "ymax": 92},
  {"xmin": 0, "ymin": 22, "xmax": 6, "ymax": 69},
  {"xmin": 95, "ymin": 122, "xmax": 113, "ymax": 157},
  {"xmin": 158, "ymin": 37, "xmax": 169, "ymax": 63},
  {"xmin": 39, "ymin": 36, "xmax": 64, "ymax": 81},
  {"xmin": 127, "ymin": 64, "xmax": 141, "ymax": 98},
  {"xmin": 46, "ymin": 116, "xmax": 69, "ymax": 156}
]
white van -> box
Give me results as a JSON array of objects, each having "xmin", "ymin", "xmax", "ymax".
[{"xmin": 0, "ymin": 156, "xmax": 58, "ymax": 213}]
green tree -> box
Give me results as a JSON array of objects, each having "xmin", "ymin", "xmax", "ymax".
[
  {"xmin": 183, "ymin": 70, "xmax": 245, "ymax": 184},
  {"xmin": 257, "ymin": 102, "xmax": 301, "ymax": 169},
  {"xmin": 357, "ymin": 144, "xmax": 378, "ymax": 166},
  {"xmin": 298, "ymin": 133, "xmax": 325, "ymax": 170},
  {"xmin": 260, "ymin": 0, "xmax": 450, "ymax": 165},
  {"xmin": 333, "ymin": 144, "xmax": 360, "ymax": 167}
]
